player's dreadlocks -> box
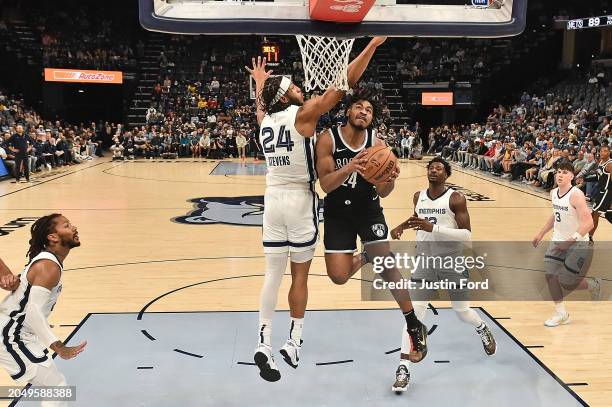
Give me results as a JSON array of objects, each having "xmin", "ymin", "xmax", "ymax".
[
  {"xmin": 259, "ymin": 76, "xmax": 291, "ymax": 115},
  {"xmin": 27, "ymin": 214, "xmax": 62, "ymax": 262}
]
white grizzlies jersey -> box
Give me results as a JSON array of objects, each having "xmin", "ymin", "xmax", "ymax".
[
  {"xmin": 260, "ymin": 105, "xmax": 316, "ymax": 187},
  {"xmin": 415, "ymin": 188, "xmax": 462, "ymax": 256},
  {"xmin": 0, "ymin": 252, "xmax": 63, "ymax": 341},
  {"xmin": 551, "ymin": 186, "xmax": 587, "ymax": 242},
  {"xmin": 415, "ymin": 188, "xmax": 458, "ymax": 241}
]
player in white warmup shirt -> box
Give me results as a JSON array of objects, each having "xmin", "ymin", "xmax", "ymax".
[
  {"xmin": 389, "ymin": 157, "xmax": 496, "ymax": 393},
  {"xmin": 533, "ymin": 161, "xmax": 601, "ymax": 327},
  {"xmin": 0, "ymin": 214, "xmax": 86, "ymax": 406},
  {"xmin": 245, "ymin": 37, "xmax": 387, "ymax": 382}
]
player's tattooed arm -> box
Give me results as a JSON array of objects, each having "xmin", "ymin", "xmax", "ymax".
[
  {"xmin": 316, "ymin": 130, "xmax": 367, "ymax": 193},
  {"xmin": 244, "ymin": 56, "xmax": 273, "ymax": 125},
  {"xmin": 390, "ymin": 192, "xmax": 420, "ymax": 239}
]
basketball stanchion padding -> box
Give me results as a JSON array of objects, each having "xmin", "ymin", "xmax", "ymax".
[
  {"xmin": 309, "ymin": 0, "xmax": 376, "ymax": 23},
  {"xmin": 362, "ymin": 146, "xmax": 398, "ymax": 184}
]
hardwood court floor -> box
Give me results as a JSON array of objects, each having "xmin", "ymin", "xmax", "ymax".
[{"xmin": 0, "ymin": 157, "xmax": 610, "ymax": 406}]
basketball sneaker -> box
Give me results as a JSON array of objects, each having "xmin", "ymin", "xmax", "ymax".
[
  {"xmin": 406, "ymin": 321, "xmax": 428, "ymax": 363},
  {"xmin": 544, "ymin": 312, "xmax": 570, "ymax": 327},
  {"xmin": 254, "ymin": 344, "xmax": 281, "ymax": 382},
  {"xmin": 279, "ymin": 339, "xmax": 301, "ymax": 369},
  {"xmin": 476, "ymin": 323, "xmax": 497, "ymax": 356},
  {"xmin": 391, "ymin": 364, "xmax": 410, "ymax": 393},
  {"xmin": 589, "ymin": 278, "xmax": 602, "ymax": 301}
]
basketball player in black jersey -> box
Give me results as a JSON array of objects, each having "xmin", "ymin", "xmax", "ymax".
[
  {"xmin": 590, "ymin": 145, "xmax": 612, "ymax": 240},
  {"xmin": 315, "ymin": 89, "xmax": 428, "ymax": 365}
]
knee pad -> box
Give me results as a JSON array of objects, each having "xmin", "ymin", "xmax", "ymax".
[{"xmin": 290, "ymin": 249, "xmax": 315, "ymax": 264}]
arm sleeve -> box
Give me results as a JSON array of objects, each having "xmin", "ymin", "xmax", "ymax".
[
  {"xmin": 24, "ymin": 286, "xmax": 59, "ymax": 348},
  {"xmin": 432, "ymin": 225, "xmax": 472, "ymax": 242}
]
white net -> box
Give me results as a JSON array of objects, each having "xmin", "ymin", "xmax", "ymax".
[{"xmin": 295, "ymin": 35, "xmax": 355, "ymax": 92}]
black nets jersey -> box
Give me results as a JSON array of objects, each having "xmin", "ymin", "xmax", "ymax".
[{"xmin": 323, "ymin": 125, "xmax": 381, "ymax": 214}]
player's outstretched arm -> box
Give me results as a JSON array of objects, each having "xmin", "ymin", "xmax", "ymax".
[
  {"xmin": 245, "ymin": 56, "xmax": 273, "ymax": 125},
  {"xmin": 346, "ymin": 36, "xmax": 387, "ymax": 88},
  {"xmin": 297, "ymin": 37, "xmax": 387, "ymax": 135},
  {"xmin": 25, "ymin": 260, "xmax": 87, "ymax": 359},
  {"xmin": 315, "ymin": 130, "xmax": 367, "ymax": 193}
]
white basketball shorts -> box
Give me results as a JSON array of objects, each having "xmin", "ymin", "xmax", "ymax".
[{"xmin": 262, "ymin": 185, "xmax": 319, "ymax": 254}]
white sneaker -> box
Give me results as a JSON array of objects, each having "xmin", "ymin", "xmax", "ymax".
[
  {"xmin": 544, "ymin": 312, "xmax": 570, "ymax": 327},
  {"xmin": 279, "ymin": 339, "xmax": 301, "ymax": 368},
  {"xmin": 391, "ymin": 364, "xmax": 410, "ymax": 393},
  {"xmin": 589, "ymin": 278, "xmax": 602, "ymax": 301},
  {"xmin": 254, "ymin": 344, "xmax": 281, "ymax": 382},
  {"xmin": 46, "ymin": 164, "xmax": 52, "ymax": 171}
]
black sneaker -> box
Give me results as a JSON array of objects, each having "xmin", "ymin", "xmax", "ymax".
[
  {"xmin": 391, "ymin": 364, "xmax": 410, "ymax": 393},
  {"xmin": 406, "ymin": 321, "xmax": 428, "ymax": 363},
  {"xmin": 476, "ymin": 323, "xmax": 497, "ymax": 356}
]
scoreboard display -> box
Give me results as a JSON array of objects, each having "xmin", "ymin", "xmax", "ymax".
[
  {"xmin": 262, "ymin": 43, "xmax": 280, "ymax": 65},
  {"xmin": 566, "ymin": 15, "xmax": 612, "ymax": 30}
]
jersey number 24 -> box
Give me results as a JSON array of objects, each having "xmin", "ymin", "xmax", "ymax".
[{"xmin": 261, "ymin": 126, "xmax": 295, "ymax": 153}]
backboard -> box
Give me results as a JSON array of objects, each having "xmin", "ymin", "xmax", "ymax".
[{"xmin": 139, "ymin": 0, "xmax": 527, "ymax": 38}]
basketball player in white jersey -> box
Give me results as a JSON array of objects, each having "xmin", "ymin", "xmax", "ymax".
[
  {"xmin": 245, "ymin": 37, "xmax": 387, "ymax": 382},
  {"xmin": 589, "ymin": 145, "xmax": 612, "ymax": 240},
  {"xmin": 0, "ymin": 214, "xmax": 86, "ymax": 406},
  {"xmin": 315, "ymin": 89, "xmax": 428, "ymax": 369},
  {"xmin": 533, "ymin": 161, "xmax": 601, "ymax": 327},
  {"xmin": 389, "ymin": 157, "xmax": 496, "ymax": 393}
]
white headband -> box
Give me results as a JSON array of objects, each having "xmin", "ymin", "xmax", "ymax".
[{"xmin": 271, "ymin": 77, "xmax": 291, "ymax": 105}]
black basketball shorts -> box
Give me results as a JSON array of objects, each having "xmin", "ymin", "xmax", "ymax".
[
  {"xmin": 592, "ymin": 188, "xmax": 611, "ymax": 214},
  {"xmin": 323, "ymin": 207, "xmax": 388, "ymax": 253}
]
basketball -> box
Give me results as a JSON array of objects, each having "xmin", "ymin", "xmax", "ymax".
[{"xmin": 362, "ymin": 146, "xmax": 398, "ymax": 184}]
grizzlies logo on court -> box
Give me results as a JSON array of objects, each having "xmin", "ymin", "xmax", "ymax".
[
  {"xmin": 173, "ymin": 196, "xmax": 324, "ymax": 226},
  {"xmin": 371, "ymin": 223, "xmax": 386, "ymax": 238}
]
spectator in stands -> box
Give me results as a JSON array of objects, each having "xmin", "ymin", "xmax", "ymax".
[
  {"xmin": 0, "ymin": 134, "xmax": 14, "ymax": 174},
  {"xmin": 111, "ymin": 139, "xmax": 125, "ymax": 160},
  {"xmin": 575, "ymin": 153, "xmax": 598, "ymax": 199},
  {"xmin": 209, "ymin": 77, "xmax": 220, "ymax": 94},
  {"xmin": 3, "ymin": 124, "xmax": 33, "ymax": 183},
  {"xmin": 410, "ymin": 136, "xmax": 423, "ymax": 160},
  {"xmin": 236, "ymin": 129, "xmax": 247, "ymax": 162}
]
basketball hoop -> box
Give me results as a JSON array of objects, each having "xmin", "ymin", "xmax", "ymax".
[{"xmin": 296, "ymin": 35, "xmax": 355, "ymax": 92}]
